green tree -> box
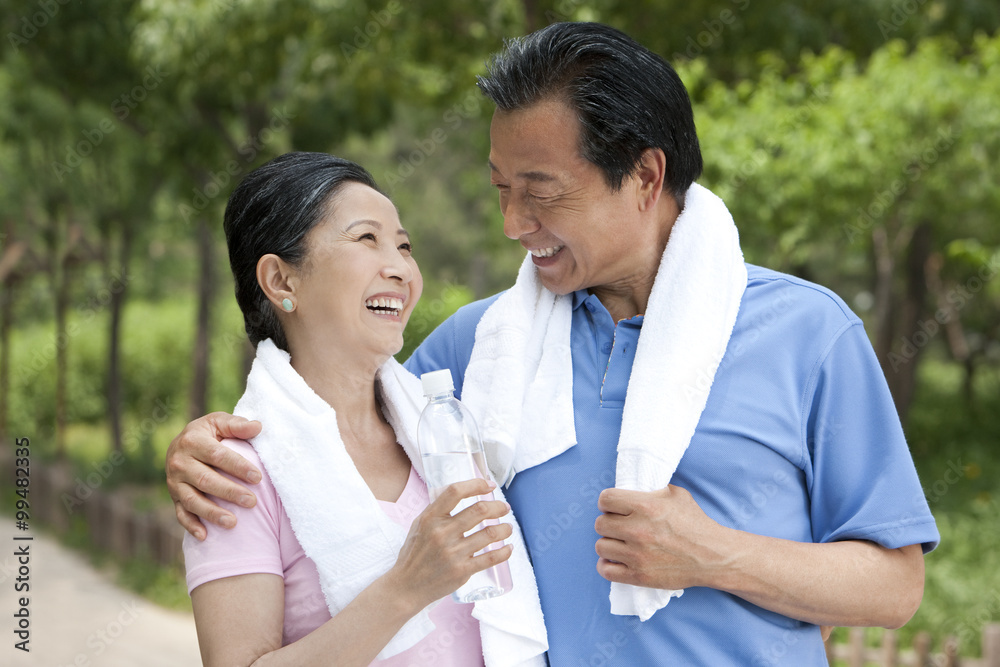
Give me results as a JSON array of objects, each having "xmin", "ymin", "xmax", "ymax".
[{"xmin": 692, "ymin": 34, "xmax": 1000, "ymax": 420}]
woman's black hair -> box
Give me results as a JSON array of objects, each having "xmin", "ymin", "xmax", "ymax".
[
  {"xmin": 223, "ymin": 151, "xmax": 381, "ymax": 351},
  {"xmin": 477, "ymin": 22, "xmax": 702, "ymax": 205}
]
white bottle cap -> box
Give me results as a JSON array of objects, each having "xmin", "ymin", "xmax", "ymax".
[{"xmin": 420, "ymin": 369, "xmax": 455, "ymax": 396}]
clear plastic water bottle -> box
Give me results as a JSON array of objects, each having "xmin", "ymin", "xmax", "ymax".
[{"xmin": 417, "ymin": 369, "xmax": 513, "ymax": 603}]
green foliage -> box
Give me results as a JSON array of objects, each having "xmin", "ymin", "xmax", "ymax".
[
  {"xmin": 3, "ymin": 0, "xmax": 999, "ymax": 627},
  {"xmin": 400, "ymin": 278, "xmax": 475, "ymax": 361},
  {"xmin": 117, "ymin": 556, "xmax": 192, "ymax": 612},
  {"xmin": 908, "ymin": 366, "xmax": 1000, "ymax": 651}
]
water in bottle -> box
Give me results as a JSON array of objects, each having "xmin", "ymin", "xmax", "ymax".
[{"xmin": 417, "ymin": 369, "xmax": 513, "ymax": 603}]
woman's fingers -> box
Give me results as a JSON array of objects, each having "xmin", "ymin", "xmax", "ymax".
[
  {"xmin": 469, "ymin": 543, "xmax": 514, "ymax": 570},
  {"xmin": 452, "ymin": 498, "xmax": 510, "ymax": 532},
  {"xmin": 429, "ymin": 478, "xmax": 496, "ymax": 515},
  {"xmin": 462, "ymin": 520, "xmax": 514, "ymax": 556}
]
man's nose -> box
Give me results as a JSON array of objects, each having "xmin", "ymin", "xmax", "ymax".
[{"xmin": 502, "ymin": 193, "xmax": 540, "ymax": 240}]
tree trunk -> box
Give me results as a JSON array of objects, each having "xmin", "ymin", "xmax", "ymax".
[
  {"xmin": 963, "ymin": 356, "xmax": 976, "ymax": 406},
  {"xmin": 107, "ymin": 219, "xmax": 131, "ymax": 454},
  {"xmin": 189, "ymin": 215, "xmax": 215, "ymax": 421},
  {"xmin": 0, "ymin": 277, "xmax": 11, "ymax": 439},
  {"xmin": 888, "ymin": 222, "xmax": 933, "ymax": 423},
  {"xmin": 871, "ymin": 226, "xmax": 895, "ymax": 372},
  {"xmin": 54, "ymin": 215, "xmax": 69, "ymax": 458},
  {"xmin": 522, "ymin": 0, "xmax": 540, "ymax": 31}
]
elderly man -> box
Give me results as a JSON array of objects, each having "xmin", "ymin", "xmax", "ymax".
[{"xmin": 167, "ymin": 22, "xmax": 938, "ymax": 664}]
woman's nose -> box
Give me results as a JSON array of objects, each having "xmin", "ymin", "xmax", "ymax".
[{"xmin": 382, "ymin": 248, "xmax": 414, "ymax": 282}]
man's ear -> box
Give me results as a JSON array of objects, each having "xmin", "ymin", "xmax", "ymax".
[
  {"xmin": 256, "ymin": 254, "xmax": 298, "ymax": 310},
  {"xmin": 634, "ymin": 147, "xmax": 667, "ymax": 212}
]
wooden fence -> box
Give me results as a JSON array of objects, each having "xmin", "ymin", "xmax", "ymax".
[
  {"xmin": 5, "ymin": 449, "xmax": 999, "ymax": 665},
  {"xmin": 2, "ymin": 452, "xmax": 185, "ymax": 567},
  {"xmin": 825, "ymin": 624, "xmax": 1000, "ymax": 666}
]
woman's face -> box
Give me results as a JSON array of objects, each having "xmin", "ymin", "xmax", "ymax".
[{"xmin": 289, "ymin": 182, "xmax": 422, "ymax": 362}]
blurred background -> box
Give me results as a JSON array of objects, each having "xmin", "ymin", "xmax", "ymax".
[{"xmin": 1, "ymin": 0, "xmax": 999, "ymax": 661}]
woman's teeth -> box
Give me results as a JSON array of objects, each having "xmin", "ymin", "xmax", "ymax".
[
  {"xmin": 365, "ymin": 297, "xmax": 403, "ymax": 316},
  {"xmin": 530, "ymin": 246, "xmax": 564, "ymax": 258}
]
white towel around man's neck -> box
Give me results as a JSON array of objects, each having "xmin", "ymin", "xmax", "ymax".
[
  {"xmin": 460, "ymin": 183, "xmax": 747, "ymax": 622},
  {"xmin": 234, "ymin": 339, "xmax": 547, "ymax": 664}
]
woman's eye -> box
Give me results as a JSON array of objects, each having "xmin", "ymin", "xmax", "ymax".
[
  {"xmin": 399, "ymin": 242, "xmax": 413, "ymax": 253},
  {"xmin": 359, "ymin": 232, "xmax": 377, "ymax": 242}
]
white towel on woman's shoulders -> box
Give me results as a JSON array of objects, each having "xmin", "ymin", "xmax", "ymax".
[
  {"xmin": 235, "ymin": 339, "xmax": 547, "ymax": 664},
  {"xmin": 460, "ymin": 182, "xmax": 748, "ymax": 622}
]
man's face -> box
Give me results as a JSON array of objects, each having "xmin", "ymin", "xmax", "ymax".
[{"xmin": 488, "ymin": 98, "xmax": 653, "ymax": 297}]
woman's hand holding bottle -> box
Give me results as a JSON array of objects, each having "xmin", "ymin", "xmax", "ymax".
[{"xmin": 386, "ymin": 478, "xmax": 513, "ymax": 613}]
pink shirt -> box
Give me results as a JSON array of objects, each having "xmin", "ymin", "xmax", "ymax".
[{"xmin": 183, "ymin": 439, "xmax": 485, "ymax": 666}]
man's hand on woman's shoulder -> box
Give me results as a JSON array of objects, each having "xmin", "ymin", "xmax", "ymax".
[{"xmin": 165, "ymin": 412, "xmax": 263, "ymax": 540}]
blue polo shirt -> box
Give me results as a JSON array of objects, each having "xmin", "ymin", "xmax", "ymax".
[{"xmin": 405, "ymin": 264, "xmax": 939, "ymax": 666}]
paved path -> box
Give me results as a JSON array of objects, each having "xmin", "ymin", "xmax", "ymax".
[{"xmin": 2, "ymin": 527, "xmax": 203, "ymax": 666}]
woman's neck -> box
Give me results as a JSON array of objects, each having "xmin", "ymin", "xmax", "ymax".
[{"xmin": 288, "ymin": 343, "xmax": 389, "ymax": 440}]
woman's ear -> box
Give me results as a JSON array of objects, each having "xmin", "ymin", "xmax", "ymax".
[
  {"xmin": 256, "ymin": 254, "xmax": 298, "ymax": 312},
  {"xmin": 635, "ymin": 147, "xmax": 667, "ymax": 212}
]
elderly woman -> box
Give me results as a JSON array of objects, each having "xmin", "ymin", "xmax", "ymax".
[{"xmin": 182, "ymin": 152, "xmax": 545, "ymax": 667}]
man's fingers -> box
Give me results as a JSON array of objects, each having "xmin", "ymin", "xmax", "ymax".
[
  {"xmin": 174, "ymin": 501, "xmax": 208, "ymax": 541},
  {"xmin": 595, "ymin": 535, "xmax": 629, "ymax": 564},
  {"xmin": 208, "ymin": 412, "xmax": 263, "ymax": 446},
  {"xmin": 202, "ymin": 440, "xmax": 262, "ymax": 485},
  {"xmin": 176, "ymin": 483, "xmax": 238, "ymax": 530},
  {"xmin": 596, "ymin": 556, "xmax": 634, "ymax": 584},
  {"xmin": 597, "ymin": 487, "xmax": 636, "ymax": 515},
  {"xmin": 594, "ymin": 511, "xmax": 630, "ymax": 539},
  {"xmin": 189, "ymin": 461, "xmax": 257, "ymax": 509}
]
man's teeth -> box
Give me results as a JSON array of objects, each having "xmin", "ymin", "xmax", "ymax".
[
  {"xmin": 530, "ymin": 246, "xmax": 564, "ymax": 258},
  {"xmin": 365, "ymin": 297, "xmax": 403, "ymax": 315}
]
